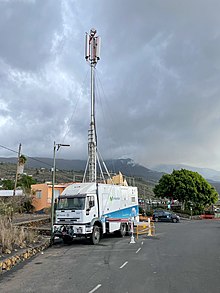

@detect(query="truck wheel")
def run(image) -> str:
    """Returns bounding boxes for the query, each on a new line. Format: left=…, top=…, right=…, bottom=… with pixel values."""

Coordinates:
left=119, top=223, right=127, bottom=237
left=90, top=225, right=100, bottom=245
left=126, top=223, right=132, bottom=236
left=50, top=237, right=54, bottom=246
left=63, top=236, right=72, bottom=245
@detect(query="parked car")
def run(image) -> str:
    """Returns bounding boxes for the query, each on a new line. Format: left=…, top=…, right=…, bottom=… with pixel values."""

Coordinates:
left=153, top=210, right=180, bottom=223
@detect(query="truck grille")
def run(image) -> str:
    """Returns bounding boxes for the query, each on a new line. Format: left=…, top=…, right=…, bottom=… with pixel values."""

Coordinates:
left=58, top=218, right=79, bottom=222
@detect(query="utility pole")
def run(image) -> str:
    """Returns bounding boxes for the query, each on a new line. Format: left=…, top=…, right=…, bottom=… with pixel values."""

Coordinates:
left=85, top=28, right=101, bottom=182
left=50, top=142, right=70, bottom=244
left=12, top=143, right=22, bottom=218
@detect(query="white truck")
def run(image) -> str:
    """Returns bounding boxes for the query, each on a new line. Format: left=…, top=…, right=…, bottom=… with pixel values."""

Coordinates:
left=54, top=182, right=139, bottom=244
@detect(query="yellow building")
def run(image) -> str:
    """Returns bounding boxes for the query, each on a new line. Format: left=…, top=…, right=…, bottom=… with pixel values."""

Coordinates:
left=31, top=182, right=71, bottom=212
left=107, top=172, right=128, bottom=186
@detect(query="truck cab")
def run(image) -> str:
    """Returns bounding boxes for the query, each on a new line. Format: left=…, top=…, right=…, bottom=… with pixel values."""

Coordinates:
left=54, top=183, right=103, bottom=244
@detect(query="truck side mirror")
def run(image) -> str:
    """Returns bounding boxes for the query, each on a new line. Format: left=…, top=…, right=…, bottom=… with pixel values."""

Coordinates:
left=89, top=201, right=94, bottom=208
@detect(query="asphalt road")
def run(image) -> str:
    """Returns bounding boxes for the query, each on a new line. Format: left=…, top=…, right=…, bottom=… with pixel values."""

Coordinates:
left=0, top=220, right=220, bottom=293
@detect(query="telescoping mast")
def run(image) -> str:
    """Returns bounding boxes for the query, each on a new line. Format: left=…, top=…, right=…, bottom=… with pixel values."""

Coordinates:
left=83, top=29, right=111, bottom=183
left=84, top=28, right=100, bottom=183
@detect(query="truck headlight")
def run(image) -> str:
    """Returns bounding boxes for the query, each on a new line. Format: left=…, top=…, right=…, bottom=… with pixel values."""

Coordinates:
left=77, top=227, right=83, bottom=233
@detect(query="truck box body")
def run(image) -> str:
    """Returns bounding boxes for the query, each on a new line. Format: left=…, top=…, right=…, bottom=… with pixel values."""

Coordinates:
left=54, top=182, right=138, bottom=243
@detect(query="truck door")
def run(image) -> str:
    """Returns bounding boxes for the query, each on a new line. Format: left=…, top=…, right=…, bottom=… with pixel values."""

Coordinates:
left=85, top=195, right=97, bottom=219
left=121, top=188, right=127, bottom=208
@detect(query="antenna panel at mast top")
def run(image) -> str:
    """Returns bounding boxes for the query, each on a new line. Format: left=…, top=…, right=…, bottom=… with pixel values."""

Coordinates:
left=85, top=28, right=101, bottom=64
left=96, top=36, right=101, bottom=60
left=85, top=33, right=90, bottom=60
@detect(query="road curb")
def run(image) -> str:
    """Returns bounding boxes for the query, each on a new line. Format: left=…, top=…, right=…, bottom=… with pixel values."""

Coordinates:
left=0, top=238, right=50, bottom=274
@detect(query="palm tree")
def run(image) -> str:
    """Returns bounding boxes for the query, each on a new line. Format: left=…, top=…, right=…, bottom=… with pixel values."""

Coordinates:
left=19, top=155, right=27, bottom=165
left=18, top=155, right=27, bottom=175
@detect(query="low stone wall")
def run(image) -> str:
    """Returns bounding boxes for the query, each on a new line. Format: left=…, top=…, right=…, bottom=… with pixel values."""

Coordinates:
left=13, top=216, right=51, bottom=235
left=0, top=238, right=50, bottom=274
left=13, top=216, right=50, bottom=227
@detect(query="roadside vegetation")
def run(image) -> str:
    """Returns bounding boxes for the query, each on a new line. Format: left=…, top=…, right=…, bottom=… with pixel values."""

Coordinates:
left=0, top=200, right=40, bottom=254
left=0, top=216, right=38, bottom=254
left=0, top=173, right=40, bottom=254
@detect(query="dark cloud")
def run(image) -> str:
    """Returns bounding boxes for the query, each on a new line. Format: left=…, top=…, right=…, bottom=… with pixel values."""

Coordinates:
left=0, top=0, right=220, bottom=170
left=0, top=0, right=62, bottom=70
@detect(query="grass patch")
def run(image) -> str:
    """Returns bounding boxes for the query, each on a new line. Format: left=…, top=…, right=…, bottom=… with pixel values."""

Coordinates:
left=0, top=216, right=40, bottom=254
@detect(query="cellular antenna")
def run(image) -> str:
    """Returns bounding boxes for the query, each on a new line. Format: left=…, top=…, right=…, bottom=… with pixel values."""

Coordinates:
left=85, top=28, right=101, bottom=64
left=84, top=29, right=101, bottom=182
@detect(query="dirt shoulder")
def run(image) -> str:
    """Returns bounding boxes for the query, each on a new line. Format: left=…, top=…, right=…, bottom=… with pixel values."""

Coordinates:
left=0, top=213, right=51, bottom=274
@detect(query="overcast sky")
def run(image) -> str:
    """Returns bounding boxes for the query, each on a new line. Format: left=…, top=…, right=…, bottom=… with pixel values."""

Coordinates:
left=0, top=0, right=220, bottom=170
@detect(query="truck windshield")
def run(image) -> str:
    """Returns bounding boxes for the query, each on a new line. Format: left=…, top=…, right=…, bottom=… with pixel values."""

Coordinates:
left=57, top=197, right=85, bottom=210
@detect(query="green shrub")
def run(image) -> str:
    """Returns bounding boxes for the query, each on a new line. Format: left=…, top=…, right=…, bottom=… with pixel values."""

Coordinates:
left=204, top=210, right=215, bottom=215
left=0, top=199, right=13, bottom=217
left=145, top=210, right=153, bottom=217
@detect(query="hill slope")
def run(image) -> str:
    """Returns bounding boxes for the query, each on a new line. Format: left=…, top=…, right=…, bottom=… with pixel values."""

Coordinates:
left=0, top=157, right=163, bottom=183
left=152, top=163, right=220, bottom=182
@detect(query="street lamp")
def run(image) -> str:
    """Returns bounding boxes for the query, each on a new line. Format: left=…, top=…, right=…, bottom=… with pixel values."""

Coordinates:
left=189, top=202, right=193, bottom=220
left=50, top=141, right=70, bottom=244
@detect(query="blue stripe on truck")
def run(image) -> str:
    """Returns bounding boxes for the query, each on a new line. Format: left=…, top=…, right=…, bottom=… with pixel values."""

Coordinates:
left=103, top=205, right=139, bottom=220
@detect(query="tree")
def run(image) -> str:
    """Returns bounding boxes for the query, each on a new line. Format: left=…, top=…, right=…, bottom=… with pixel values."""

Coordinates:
left=153, top=169, right=219, bottom=213
left=19, top=155, right=27, bottom=165
left=18, top=155, right=27, bottom=175
left=17, top=174, right=36, bottom=194
left=16, top=175, right=36, bottom=213
left=1, top=179, right=14, bottom=190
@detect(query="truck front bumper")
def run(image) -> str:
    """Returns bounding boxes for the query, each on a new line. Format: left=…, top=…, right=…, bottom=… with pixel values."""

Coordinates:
left=53, top=224, right=92, bottom=239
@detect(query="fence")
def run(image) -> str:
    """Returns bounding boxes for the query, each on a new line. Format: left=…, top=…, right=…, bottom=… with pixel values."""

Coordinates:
left=135, top=218, right=155, bottom=240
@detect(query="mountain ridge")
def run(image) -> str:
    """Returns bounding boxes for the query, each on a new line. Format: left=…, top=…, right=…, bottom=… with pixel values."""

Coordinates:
left=0, top=157, right=163, bottom=184
left=151, top=163, right=220, bottom=182
left=1, top=157, right=220, bottom=194
left=1, top=157, right=220, bottom=184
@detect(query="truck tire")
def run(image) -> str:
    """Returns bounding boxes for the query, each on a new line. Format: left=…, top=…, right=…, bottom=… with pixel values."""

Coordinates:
left=90, top=225, right=100, bottom=245
left=63, top=235, right=72, bottom=245
left=119, top=223, right=127, bottom=237
left=126, top=223, right=133, bottom=236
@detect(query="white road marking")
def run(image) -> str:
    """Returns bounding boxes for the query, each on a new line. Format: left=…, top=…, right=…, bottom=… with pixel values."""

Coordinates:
left=88, top=284, right=102, bottom=293
left=141, top=241, right=144, bottom=245
left=91, top=249, right=137, bottom=252
left=120, top=261, right=128, bottom=269
left=136, top=248, right=141, bottom=253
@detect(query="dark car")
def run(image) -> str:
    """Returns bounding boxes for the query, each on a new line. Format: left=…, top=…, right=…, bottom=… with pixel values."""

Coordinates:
left=153, top=210, right=180, bottom=223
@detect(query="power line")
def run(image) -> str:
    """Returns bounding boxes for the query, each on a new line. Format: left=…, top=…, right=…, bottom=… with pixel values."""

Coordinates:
left=0, top=144, right=84, bottom=183
left=0, top=144, right=18, bottom=155
left=0, top=144, right=52, bottom=168
left=61, top=67, right=90, bottom=143
left=95, top=71, right=137, bottom=179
